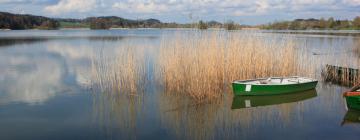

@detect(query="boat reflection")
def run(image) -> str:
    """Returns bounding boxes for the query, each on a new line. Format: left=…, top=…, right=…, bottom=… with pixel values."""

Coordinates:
left=342, top=110, right=360, bottom=125
left=231, top=89, right=317, bottom=109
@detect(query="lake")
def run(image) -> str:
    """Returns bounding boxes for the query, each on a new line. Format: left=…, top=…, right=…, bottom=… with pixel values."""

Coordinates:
left=0, top=29, right=360, bottom=140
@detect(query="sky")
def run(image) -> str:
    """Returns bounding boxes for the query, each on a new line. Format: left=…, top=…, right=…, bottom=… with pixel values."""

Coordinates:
left=0, top=0, right=359, bottom=25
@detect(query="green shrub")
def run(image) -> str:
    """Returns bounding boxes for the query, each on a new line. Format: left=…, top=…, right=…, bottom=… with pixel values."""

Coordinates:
left=198, top=20, right=208, bottom=30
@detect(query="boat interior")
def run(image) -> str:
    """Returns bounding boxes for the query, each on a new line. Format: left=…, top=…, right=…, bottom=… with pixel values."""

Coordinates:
left=234, top=77, right=316, bottom=85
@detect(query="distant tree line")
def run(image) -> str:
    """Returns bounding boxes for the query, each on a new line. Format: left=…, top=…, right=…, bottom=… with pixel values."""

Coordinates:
left=84, top=16, right=163, bottom=29
left=63, top=17, right=244, bottom=30
left=0, top=12, right=164, bottom=30
left=196, top=20, right=242, bottom=30
left=0, top=12, right=59, bottom=30
left=198, top=20, right=208, bottom=30
left=9, top=11, right=360, bottom=31
left=89, top=18, right=111, bottom=29
left=264, top=17, right=360, bottom=30
left=0, top=11, right=246, bottom=30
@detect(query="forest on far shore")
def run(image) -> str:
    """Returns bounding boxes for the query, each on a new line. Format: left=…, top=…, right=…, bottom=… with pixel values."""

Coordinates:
left=0, top=12, right=59, bottom=30
left=1, top=11, right=360, bottom=30
left=263, top=17, right=360, bottom=30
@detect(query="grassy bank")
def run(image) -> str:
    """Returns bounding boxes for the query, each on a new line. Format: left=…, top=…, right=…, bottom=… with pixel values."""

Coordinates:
left=59, top=22, right=89, bottom=28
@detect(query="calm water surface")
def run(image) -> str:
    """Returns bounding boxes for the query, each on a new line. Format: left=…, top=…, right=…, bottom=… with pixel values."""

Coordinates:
left=0, top=29, right=360, bottom=140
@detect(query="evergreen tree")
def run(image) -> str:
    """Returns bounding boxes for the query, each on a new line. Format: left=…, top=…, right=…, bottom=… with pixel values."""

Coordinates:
left=327, top=17, right=335, bottom=29
left=198, top=20, right=208, bottom=30
left=224, top=20, right=237, bottom=30
left=318, top=18, right=327, bottom=29
left=354, top=16, right=360, bottom=29
left=90, top=18, right=111, bottom=29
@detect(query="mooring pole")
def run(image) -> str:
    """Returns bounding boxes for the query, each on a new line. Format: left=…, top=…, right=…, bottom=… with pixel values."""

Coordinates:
left=348, top=82, right=360, bottom=92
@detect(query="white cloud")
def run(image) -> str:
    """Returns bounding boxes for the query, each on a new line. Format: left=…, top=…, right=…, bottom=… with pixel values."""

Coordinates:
left=234, top=10, right=252, bottom=16
left=108, top=0, right=360, bottom=19
left=0, top=0, right=30, bottom=3
left=45, top=0, right=97, bottom=14
left=292, top=0, right=335, bottom=5
left=255, top=0, right=270, bottom=14
left=0, top=0, right=22, bottom=3
left=111, top=0, right=254, bottom=15
left=0, top=0, right=57, bottom=4
left=113, top=1, right=175, bottom=14
left=1, top=0, right=359, bottom=24
left=343, top=0, right=360, bottom=5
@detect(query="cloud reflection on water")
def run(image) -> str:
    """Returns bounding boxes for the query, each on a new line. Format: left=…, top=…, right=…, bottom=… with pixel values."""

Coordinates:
left=0, top=34, right=158, bottom=105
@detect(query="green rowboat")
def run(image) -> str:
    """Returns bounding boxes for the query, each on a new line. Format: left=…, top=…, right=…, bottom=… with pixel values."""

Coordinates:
left=232, top=76, right=318, bottom=96
left=341, top=84, right=360, bottom=125
left=231, top=89, right=317, bottom=109
left=344, top=89, right=360, bottom=110
left=344, top=96, right=360, bottom=110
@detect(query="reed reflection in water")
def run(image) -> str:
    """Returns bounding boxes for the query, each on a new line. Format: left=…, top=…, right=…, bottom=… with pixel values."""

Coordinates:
left=158, top=88, right=320, bottom=140
left=89, top=43, right=149, bottom=139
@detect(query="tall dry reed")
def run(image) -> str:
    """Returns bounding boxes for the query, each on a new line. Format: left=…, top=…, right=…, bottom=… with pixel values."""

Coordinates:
left=355, top=39, right=360, bottom=57
left=90, top=46, right=147, bottom=139
left=157, top=33, right=301, bottom=102
left=90, top=46, right=147, bottom=95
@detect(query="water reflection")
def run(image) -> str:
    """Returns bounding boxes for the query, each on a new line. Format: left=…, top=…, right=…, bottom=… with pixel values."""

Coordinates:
left=92, top=92, right=143, bottom=140
left=159, top=93, right=224, bottom=140
left=231, top=90, right=318, bottom=109
left=87, top=36, right=157, bottom=41
left=0, top=31, right=158, bottom=105
left=0, top=45, right=68, bottom=105
left=87, top=37, right=159, bottom=139
left=0, top=36, right=158, bottom=47
left=0, top=30, right=360, bottom=139
left=0, top=38, right=49, bottom=47
left=342, top=110, right=360, bottom=125
left=264, top=30, right=360, bottom=37
left=158, top=89, right=319, bottom=140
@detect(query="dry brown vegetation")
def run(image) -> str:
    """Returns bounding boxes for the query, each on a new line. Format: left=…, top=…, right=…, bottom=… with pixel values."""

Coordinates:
left=86, top=32, right=360, bottom=139
left=90, top=46, right=147, bottom=95
left=90, top=46, right=146, bottom=139
left=354, top=39, right=360, bottom=58
left=89, top=32, right=359, bottom=102
left=81, top=31, right=360, bottom=140
left=157, top=33, right=305, bottom=102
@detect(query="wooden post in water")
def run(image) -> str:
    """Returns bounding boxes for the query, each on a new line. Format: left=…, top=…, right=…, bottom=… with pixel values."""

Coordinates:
left=323, top=64, right=359, bottom=86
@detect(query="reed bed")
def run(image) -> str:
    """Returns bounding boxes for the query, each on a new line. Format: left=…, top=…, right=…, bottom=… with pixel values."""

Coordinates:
left=89, top=31, right=359, bottom=102
left=90, top=46, right=147, bottom=95
left=354, top=39, right=360, bottom=57
left=90, top=46, right=147, bottom=139
left=157, top=33, right=302, bottom=102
